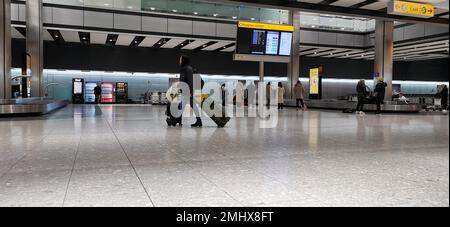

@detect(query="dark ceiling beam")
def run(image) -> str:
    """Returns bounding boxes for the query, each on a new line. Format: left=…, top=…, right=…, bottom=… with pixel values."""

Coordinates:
left=318, top=0, right=339, bottom=5
left=219, top=0, right=449, bottom=25
left=349, top=0, right=378, bottom=9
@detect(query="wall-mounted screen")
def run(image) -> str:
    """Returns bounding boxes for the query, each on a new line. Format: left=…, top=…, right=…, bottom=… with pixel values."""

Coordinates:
left=265, top=31, right=280, bottom=55
left=279, top=32, right=293, bottom=56
left=236, top=21, right=294, bottom=57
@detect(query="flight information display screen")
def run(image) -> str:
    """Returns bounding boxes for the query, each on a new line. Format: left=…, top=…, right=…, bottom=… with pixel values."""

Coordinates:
left=236, top=21, right=294, bottom=57
left=265, top=31, right=280, bottom=55
left=279, top=32, right=293, bottom=56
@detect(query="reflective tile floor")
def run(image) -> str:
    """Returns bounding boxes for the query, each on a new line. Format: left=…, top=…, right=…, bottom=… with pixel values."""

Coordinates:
left=0, top=105, right=448, bottom=207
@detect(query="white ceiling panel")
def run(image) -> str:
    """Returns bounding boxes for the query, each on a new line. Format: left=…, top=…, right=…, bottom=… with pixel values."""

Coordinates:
left=43, top=30, right=54, bottom=41
left=11, top=27, right=24, bottom=39
left=60, top=30, right=80, bottom=43
left=116, top=34, right=135, bottom=46
left=331, top=0, right=366, bottom=7
left=202, top=41, right=234, bottom=51
left=182, top=40, right=210, bottom=50
left=161, top=38, right=185, bottom=48
left=139, top=36, right=161, bottom=47
left=90, top=32, right=108, bottom=44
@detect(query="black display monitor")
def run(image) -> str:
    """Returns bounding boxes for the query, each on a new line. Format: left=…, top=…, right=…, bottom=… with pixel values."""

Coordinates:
left=236, top=21, right=294, bottom=57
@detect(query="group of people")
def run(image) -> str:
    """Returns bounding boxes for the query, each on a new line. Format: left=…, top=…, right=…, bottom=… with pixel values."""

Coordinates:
left=265, top=81, right=307, bottom=111
left=356, top=77, right=387, bottom=115
left=356, top=77, right=449, bottom=114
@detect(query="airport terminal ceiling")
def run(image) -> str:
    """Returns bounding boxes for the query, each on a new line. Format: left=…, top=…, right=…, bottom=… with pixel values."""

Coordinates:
left=7, top=0, right=450, bottom=78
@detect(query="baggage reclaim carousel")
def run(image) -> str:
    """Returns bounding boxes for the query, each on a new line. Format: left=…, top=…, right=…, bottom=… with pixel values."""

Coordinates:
left=285, top=99, right=422, bottom=113
left=0, top=98, right=69, bottom=116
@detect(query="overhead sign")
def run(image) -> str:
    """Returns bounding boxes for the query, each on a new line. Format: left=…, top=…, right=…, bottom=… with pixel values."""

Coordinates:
left=238, top=21, right=295, bottom=32
left=388, top=0, right=435, bottom=18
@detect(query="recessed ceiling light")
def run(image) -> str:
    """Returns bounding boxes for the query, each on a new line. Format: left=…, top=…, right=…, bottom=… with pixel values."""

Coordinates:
left=213, top=13, right=218, bottom=17
left=172, top=9, right=177, bottom=13
left=250, top=18, right=255, bottom=21
left=311, top=25, right=316, bottom=28
left=150, top=7, right=155, bottom=10
left=232, top=16, right=237, bottom=19
left=193, top=12, right=198, bottom=15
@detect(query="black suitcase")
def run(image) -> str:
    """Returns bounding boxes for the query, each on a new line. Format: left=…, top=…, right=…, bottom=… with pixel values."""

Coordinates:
left=166, top=103, right=183, bottom=127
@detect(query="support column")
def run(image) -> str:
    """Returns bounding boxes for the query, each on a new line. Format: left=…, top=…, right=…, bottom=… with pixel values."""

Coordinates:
left=27, top=0, right=44, bottom=97
left=1, top=0, right=12, bottom=99
left=374, top=20, right=394, bottom=101
left=287, top=10, right=301, bottom=99
left=259, top=61, right=264, bottom=83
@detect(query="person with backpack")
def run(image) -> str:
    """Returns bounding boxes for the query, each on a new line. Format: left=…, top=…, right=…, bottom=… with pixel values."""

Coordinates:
left=356, top=80, right=369, bottom=115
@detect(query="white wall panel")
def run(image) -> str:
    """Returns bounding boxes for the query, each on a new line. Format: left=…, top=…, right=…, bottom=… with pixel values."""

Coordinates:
left=52, top=8, right=83, bottom=26
left=84, top=11, right=114, bottom=29
left=168, top=19, right=193, bottom=35
left=193, top=21, right=216, bottom=37
left=142, top=16, right=168, bottom=33
left=216, top=23, right=236, bottom=38
left=114, top=14, right=141, bottom=31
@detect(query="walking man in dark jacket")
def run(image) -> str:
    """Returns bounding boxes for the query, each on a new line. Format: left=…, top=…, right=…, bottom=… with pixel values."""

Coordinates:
left=374, top=77, right=387, bottom=114
left=179, top=55, right=203, bottom=128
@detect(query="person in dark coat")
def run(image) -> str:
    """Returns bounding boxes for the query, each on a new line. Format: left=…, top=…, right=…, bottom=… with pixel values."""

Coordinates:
left=356, top=80, right=369, bottom=115
left=440, top=84, right=448, bottom=112
left=374, top=77, right=387, bottom=114
left=94, top=85, right=102, bottom=104
left=179, top=55, right=203, bottom=127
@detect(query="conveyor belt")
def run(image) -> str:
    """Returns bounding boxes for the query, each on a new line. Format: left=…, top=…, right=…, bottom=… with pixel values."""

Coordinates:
left=0, top=98, right=69, bottom=116
left=285, top=99, right=422, bottom=113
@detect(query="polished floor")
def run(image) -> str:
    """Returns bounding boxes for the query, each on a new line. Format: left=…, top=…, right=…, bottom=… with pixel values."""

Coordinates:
left=0, top=105, right=448, bottom=207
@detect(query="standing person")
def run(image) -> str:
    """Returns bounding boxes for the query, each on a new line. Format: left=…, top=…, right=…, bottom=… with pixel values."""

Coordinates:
left=179, top=55, right=202, bottom=128
left=294, top=81, right=306, bottom=111
left=94, top=84, right=102, bottom=104
left=277, top=82, right=285, bottom=110
left=440, top=84, right=448, bottom=113
left=374, top=77, right=387, bottom=115
left=266, top=82, right=272, bottom=108
left=356, top=80, right=369, bottom=115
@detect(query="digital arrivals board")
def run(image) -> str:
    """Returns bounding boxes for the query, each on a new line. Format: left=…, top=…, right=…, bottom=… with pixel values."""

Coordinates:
left=236, top=21, right=294, bottom=57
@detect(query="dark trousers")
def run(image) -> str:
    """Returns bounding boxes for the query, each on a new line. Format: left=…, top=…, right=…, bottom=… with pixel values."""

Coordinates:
left=190, top=96, right=202, bottom=119
left=95, top=94, right=101, bottom=104
left=442, top=97, right=448, bottom=110
left=356, top=99, right=365, bottom=112
left=278, top=103, right=283, bottom=109
left=296, top=99, right=305, bottom=109
left=376, top=99, right=382, bottom=114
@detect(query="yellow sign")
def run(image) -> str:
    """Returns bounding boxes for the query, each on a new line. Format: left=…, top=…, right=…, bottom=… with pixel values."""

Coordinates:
left=238, top=21, right=295, bottom=32
left=389, top=0, right=434, bottom=18
left=309, top=68, right=320, bottom=95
